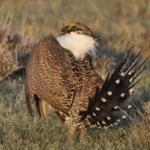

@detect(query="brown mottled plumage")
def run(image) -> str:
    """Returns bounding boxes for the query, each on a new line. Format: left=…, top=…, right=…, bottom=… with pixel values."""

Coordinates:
left=25, top=22, right=145, bottom=143
left=25, top=35, right=101, bottom=116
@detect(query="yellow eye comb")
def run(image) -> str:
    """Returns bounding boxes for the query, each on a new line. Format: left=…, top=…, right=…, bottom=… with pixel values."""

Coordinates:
left=68, top=22, right=76, bottom=30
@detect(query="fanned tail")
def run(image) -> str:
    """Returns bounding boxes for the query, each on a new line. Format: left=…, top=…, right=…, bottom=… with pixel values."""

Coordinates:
left=80, top=46, right=146, bottom=129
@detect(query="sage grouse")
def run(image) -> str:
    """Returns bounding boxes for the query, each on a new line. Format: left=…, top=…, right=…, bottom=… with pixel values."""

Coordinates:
left=25, top=22, right=145, bottom=143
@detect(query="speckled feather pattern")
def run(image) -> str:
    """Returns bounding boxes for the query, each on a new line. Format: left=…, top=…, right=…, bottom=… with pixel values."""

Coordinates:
left=25, top=35, right=145, bottom=129
left=26, top=35, right=102, bottom=125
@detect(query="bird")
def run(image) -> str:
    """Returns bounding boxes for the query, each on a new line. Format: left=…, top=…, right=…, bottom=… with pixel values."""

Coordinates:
left=25, top=22, right=145, bottom=143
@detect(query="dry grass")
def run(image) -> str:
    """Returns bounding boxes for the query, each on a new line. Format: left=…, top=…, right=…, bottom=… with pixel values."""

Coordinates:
left=130, top=102, right=150, bottom=148
left=0, top=29, right=34, bottom=82
left=0, top=0, right=150, bottom=149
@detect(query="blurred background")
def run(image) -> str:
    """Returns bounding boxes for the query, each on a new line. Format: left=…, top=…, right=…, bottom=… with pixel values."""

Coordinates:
left=0, top=0, right=150, bottom=149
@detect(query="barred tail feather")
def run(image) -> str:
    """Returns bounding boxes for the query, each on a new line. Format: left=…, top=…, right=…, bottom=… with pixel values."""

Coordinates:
left=80, top=46, right=146, bottom=129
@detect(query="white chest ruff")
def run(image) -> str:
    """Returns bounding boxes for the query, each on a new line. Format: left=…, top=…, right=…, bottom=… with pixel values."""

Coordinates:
left=56, top=32, right=97, bottom=59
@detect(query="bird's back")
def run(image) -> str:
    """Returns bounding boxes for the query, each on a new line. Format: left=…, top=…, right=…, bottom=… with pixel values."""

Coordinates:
left=26, top=35, right=99, bottom=116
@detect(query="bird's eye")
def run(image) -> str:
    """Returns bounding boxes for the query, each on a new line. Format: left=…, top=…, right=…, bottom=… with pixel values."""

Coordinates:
left=61, top=26, right=69, bottom=33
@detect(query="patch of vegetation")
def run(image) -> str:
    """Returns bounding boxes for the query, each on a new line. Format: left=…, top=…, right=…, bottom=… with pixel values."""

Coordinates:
left=0, top=0, right=150, bottom=149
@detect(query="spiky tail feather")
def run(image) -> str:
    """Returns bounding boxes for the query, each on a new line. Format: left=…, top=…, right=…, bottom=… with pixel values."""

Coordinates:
left=80, top=46, right=146, bottom=129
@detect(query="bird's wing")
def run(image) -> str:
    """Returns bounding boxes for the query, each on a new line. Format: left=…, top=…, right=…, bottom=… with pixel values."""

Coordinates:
left=31, top=35, right=82, bottom=113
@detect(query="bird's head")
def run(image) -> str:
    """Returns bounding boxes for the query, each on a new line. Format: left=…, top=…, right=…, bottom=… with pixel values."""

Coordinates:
left=57, top=22, right=105, bottom=59
left=61, top=22, right=93, bottom=37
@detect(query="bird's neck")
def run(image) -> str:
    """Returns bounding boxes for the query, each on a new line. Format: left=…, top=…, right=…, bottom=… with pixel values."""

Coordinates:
left=56, top=32, right=97, bottom=59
